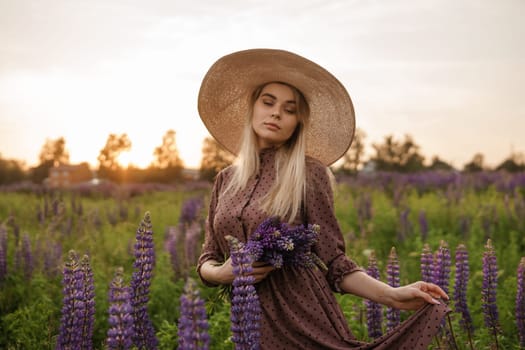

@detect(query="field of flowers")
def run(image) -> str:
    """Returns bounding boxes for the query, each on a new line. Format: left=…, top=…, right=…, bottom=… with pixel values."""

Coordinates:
left=0, top=171, right=524, bottom=349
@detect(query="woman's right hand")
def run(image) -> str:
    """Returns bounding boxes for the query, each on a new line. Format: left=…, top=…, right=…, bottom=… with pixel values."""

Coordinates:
left=200, top=258, right=274, bottom=285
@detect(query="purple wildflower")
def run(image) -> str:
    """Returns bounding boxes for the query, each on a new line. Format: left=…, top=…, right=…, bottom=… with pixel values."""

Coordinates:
left=79, top=255, right=95, bottom=350
left=179, top=197, right=203, bottom=227
left=20, top=233, right=34, bottom=280
left=244, top=217, right=325, bottom=270
left=177, top=278, right=210, bottom=350
left=433, top=240, right=451, bottom=295
left=482, top=239, right=500, bottom=347
left=386, top=247, right=400, bottom=331
left=397, top=208, right=412, bottom=242
left=107, top=267, right=134, bottom=350
left=226, top=235, right=261, bottom=350
left=43, top=241, right=63, bottom=278
left=131, top=212, right=158, bottom=350
left=166, top=225, right=184, bottom=279
left=365, top=251, right=383, bottom=339
left=517, top=257, right=525, bottom=347
left=0, top=225, right=7, bottom=281
left=418, top=210, right=428, bottom=241
left=420, top=243, right=433, bottom=283
left=56, top=250, right=95, bottom=350
left=453, top=244, right=474, bottom=336
left=184, top=221, right=203, bottom=267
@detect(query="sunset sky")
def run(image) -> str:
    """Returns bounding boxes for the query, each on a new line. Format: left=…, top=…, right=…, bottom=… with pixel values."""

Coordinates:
left=1, top=0, right=523, bottom=169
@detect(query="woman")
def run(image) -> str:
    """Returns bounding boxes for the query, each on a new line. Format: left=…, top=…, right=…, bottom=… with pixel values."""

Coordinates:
left=197, top=48, right=450, bottom=349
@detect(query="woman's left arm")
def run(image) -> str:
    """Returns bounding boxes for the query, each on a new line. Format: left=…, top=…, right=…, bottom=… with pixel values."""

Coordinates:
left=339, top=270, right=449, bottom=311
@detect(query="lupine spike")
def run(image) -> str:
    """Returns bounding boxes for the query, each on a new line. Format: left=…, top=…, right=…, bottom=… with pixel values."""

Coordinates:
left=418, top=210, right=429, bottom=241
left=421, top=243, right=433, bottom=283
left=386, top=247, right=400, bottom=330
left=131, top=212, right=158, bottom=349
left=482, top=239, right=500, bottom=348
left=57, top=250, right=95, bottom=350
left=0, top=225, right=7, bottom=281
left=365, top=251, right=383, bottom=339
left=453, top=244, right=474, bottom=335
left=517, top=257, right=525, bottom=347
left=226, top=235, right=261, bottom=350
left=79, top=255, right=95, bottom=350
left=433, top=240, right=451, bottom=295
left=177, top=278, right=210, bottom=350
left=107, top=267, right=134, bottom=350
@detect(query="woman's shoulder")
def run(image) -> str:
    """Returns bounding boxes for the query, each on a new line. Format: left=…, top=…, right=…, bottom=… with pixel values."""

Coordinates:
left=305, top=155, right=329, bottom=174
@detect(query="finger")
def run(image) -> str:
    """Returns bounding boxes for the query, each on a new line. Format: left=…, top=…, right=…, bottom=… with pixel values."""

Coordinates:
left=424, top=283, right=449, bottom=300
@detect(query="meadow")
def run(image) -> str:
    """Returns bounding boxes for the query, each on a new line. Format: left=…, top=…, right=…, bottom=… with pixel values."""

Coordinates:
left=0, top=171, right=524, bottom=349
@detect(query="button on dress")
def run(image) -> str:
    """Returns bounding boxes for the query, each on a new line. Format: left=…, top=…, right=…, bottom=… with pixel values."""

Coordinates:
left=197, top=148, right=450, bottom=349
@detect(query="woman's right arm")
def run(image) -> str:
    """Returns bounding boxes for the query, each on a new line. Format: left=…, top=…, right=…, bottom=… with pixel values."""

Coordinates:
left=200, top=258, right=275, bottom=285
left=199, top=259, right=235, bottom=285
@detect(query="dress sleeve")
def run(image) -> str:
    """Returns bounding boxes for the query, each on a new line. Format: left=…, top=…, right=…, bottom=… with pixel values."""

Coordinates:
left=196, top=171, right=225, bottom=287
left=305, top=159, right=364, bottom=293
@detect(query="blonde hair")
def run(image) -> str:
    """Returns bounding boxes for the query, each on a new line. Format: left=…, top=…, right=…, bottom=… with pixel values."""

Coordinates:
left=224, top=82, right=310, bottom=223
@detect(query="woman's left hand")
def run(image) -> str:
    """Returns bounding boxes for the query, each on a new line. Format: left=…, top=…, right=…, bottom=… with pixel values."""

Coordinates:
left=388, top=281, right=449, bottom=311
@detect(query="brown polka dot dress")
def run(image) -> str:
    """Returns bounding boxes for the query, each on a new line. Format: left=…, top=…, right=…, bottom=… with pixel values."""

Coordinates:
left=197, top=149, right=450, bottom=349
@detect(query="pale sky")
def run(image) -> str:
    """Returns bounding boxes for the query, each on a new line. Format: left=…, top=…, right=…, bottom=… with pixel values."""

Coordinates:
left=1, top=0, right=524, bottom=169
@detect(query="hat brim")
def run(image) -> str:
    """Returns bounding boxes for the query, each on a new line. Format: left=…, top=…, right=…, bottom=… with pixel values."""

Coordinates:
left=198, top=48, right=355, bottom=166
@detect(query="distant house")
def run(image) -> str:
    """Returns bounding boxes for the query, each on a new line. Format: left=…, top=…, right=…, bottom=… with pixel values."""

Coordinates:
left=46, top=163, right=94, bottom=188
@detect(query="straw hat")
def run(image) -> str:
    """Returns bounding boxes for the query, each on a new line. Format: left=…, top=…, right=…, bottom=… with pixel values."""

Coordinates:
left=197, top=48, right=355, bottom=166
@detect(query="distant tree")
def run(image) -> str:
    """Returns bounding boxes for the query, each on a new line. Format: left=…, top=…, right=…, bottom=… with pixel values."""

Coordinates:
left=149, top=129, right=184, bottom=183
left=97, top=133, right=132, bottom=182
left=427, top=156, right=455, bottom=171
left=152, top=129, right=183, bottom=168
left=31, top=137, right=70, bottom=183
left=370, top=134, right=425, bottom=172
left=0, top=155, right=26, bottom=185
left=495, top=152, right=525, bottom=172
left=463, top=153, right=485, bottom=172
left=38, top=137, right=70, bottom=165
left=341, top=128, right=366, bottom=174
left=200, top=137, right=234, bottom=181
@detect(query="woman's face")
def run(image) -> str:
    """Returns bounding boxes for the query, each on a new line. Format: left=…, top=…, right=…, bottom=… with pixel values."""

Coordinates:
left=252, top=83, right=299, bottom=150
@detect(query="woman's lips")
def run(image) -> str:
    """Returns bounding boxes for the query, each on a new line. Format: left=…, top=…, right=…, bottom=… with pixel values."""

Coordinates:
left=264, top=122, right=280, bottom=130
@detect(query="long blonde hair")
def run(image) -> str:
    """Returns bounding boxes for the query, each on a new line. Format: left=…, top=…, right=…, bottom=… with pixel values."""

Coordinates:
left=224, top=82, right=310, bottom=223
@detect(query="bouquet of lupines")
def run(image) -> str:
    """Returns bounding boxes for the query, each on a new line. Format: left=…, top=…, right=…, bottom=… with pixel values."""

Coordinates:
left=244, top=217, right=327, bottom=271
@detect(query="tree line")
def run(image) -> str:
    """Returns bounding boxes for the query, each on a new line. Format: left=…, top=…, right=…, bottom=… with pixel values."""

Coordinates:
left=0, top=128, right=524, bottom=186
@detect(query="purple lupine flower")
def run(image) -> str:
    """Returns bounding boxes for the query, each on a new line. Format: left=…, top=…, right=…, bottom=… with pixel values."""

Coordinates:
left=131, top=212, right=158, bottom=350
left=179, top=197, right=203, bottom=227
left=420, top=244, right=433, bottom=283
left=0, top=225, right=7, bottom=281
left=244, top=217, right=325, bottom=271
left=107, top=267, right=134, bottom=350
left=177, top=278, right=210, bottom=350
left=185, top=221, right=203, bottom=267
left=165, top=225, right=183, bottom=279
left=386, top=247, right=400, bottom=331
left=397, top=208, right=411, bottom=242
left=226, top=235, right=261, bottom=350
left=57, top=250, right=81, bottom=349
left=433, top=240, right=451, bottom=295
left=43, top=241, right=63, bottom=278
left=453, top=244, right=474, bottom=335
left=418, top=210, right=428, bottom=242
left=365, top=251, right=383, bottom=339
left=57, top=250, right=95, bottom=350
left=20, top=233, right=33, bottom=280
left=517, top=257, right=525, bottom=347
left=482, top=239, right=500, bottom=346
left=79, top=255, right=95, bottom=350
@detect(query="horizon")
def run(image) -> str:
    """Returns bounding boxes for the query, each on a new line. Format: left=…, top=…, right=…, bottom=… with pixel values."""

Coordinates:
left=1, top=0, right=524, bottom=170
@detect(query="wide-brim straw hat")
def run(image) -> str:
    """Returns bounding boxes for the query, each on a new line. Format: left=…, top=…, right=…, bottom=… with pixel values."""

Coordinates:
left=197, top=48, right=355, bottom=166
